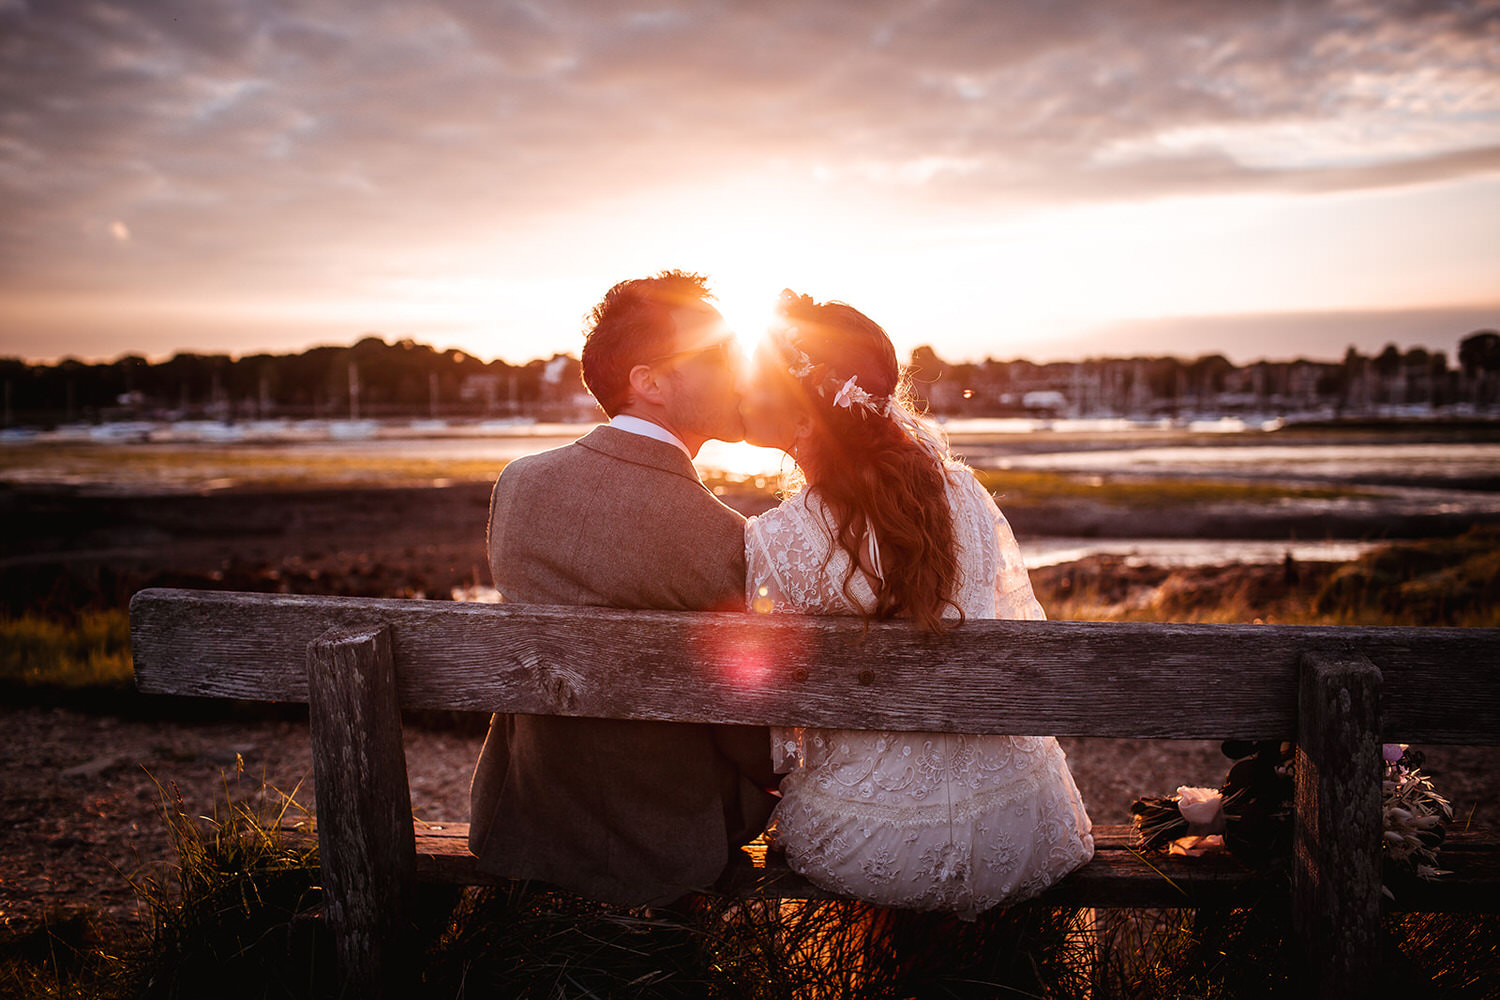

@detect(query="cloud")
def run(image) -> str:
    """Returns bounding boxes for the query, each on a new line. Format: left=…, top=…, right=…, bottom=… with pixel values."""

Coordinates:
left=0, top=0, right=1497, bottom=357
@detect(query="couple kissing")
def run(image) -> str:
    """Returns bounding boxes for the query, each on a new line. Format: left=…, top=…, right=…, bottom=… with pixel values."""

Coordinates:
left=468, top=270, right=1093, bottom=920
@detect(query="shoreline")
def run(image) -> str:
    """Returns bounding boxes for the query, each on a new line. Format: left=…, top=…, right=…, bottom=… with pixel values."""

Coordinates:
left=4, top=479, right=1495, bottom=622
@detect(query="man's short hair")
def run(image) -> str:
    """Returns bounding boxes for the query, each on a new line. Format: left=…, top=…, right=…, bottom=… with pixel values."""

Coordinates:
left=580, top=270, right=715, bottom=416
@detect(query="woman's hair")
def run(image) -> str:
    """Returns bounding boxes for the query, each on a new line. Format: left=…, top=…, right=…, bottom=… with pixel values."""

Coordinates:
left=773, top=291, right=962, bottom=634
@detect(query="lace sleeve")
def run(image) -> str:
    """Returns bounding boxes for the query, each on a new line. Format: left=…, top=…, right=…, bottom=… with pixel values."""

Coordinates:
left=944, top=465, right=1046, bottom=622
left=745, top=513, right=800, bottom=615
left=744, top=495, right=852, bottom=617
left=990, top=499, right=1047, bottom=622
left=746, top=504, right=842, bottom=773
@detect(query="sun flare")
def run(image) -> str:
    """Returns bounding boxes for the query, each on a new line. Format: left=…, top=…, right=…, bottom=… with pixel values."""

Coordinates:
left=712, top=283, right=783, bottom=361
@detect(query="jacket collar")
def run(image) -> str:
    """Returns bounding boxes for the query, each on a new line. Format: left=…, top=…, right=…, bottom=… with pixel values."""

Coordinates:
left=575, top=425, right=706, bottom=486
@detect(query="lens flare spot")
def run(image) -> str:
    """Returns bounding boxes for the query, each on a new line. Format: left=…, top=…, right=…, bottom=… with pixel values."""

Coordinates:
left=727, top=647, right=770, bottom=687
left=752, top=584, right=775, bottom=615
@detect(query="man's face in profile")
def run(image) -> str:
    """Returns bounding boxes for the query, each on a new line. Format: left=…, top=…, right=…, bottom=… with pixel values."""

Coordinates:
left=657, top=304, right=745, bottom=443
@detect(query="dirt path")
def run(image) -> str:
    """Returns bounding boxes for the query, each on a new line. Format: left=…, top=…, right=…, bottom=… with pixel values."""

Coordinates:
left=0, top=704, right=476, bottom=937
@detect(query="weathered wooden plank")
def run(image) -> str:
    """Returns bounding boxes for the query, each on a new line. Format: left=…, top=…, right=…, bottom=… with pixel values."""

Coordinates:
left=722, top=829, right=1279, bottom=909
left=1293, top=651, right=1383, bottom=999
left=130, top=589, right=1500, bottom=742
left=282, top=822, right=1496, bottom=912
left=306, top=625, right=417, bottom=999
left=397, top=824, right=1277, bottom=909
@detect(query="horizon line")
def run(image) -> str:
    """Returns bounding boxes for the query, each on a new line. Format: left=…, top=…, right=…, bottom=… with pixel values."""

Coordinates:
left=6, top=302, right=1498, bottom=371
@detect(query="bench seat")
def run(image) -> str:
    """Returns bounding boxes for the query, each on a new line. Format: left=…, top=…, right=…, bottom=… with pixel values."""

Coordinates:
left=279, top=820, right=1500, bottom=913
left=131, top=590, right=1500, bottom=998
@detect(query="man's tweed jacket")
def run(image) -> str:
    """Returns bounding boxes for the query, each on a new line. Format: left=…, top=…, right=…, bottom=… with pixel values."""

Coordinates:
left=468, top=425, right=775, bottom=905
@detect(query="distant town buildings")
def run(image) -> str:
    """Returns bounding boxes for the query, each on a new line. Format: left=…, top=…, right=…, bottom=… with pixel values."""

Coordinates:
left=2, top=330, right=1498, bottom=427
left=907, top=333, right=1500, bottom=421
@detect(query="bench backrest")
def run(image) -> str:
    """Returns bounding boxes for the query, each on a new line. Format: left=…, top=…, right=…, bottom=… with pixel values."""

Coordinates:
left=129, top=588, right=1500, bottom=744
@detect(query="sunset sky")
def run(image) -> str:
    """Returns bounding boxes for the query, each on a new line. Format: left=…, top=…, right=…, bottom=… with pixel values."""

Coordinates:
left=2, top=0, right=1497, bottom=367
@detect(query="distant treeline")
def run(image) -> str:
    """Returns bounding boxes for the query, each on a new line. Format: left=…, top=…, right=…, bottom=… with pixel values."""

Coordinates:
left=3, top=329, right=1499, bottom=425
left=0, top=336, right=588, bottom=425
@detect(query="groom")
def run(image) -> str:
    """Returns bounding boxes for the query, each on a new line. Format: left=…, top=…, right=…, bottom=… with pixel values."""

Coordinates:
left=468, top=269, right=777, bottom=906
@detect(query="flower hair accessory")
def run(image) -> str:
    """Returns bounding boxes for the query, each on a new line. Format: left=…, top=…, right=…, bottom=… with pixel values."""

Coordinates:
left=786, top=347, right=892, bottom=418
left=784, top=344, right=949, bottom=463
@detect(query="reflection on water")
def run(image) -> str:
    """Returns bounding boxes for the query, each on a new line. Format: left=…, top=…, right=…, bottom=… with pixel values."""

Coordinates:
left=1021, top=538, right=1381, bottom=569
left=5, top=419, right=1497, bottom=502
left=987, top=442, right=1500, bottom=484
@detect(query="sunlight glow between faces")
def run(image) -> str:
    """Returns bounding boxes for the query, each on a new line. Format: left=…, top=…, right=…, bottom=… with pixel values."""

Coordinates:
left=694, top=439, right=789, bottom=482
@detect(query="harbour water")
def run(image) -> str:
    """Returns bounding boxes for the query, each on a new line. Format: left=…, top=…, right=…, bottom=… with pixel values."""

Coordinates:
left=7, top=416, right=1497, bottom=484
left=5, top=417, right=1496, bottom=571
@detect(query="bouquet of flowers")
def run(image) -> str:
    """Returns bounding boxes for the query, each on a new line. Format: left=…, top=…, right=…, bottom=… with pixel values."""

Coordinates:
left=1380, top=743, right=1453, bottom=897
left=1129, top=740, right=1294, bottom=865
left=1130, top=741, right=1453, bottom=899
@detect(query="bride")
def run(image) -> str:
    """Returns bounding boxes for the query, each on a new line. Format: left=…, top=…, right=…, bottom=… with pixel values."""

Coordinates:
left=740, top=291, right=1094, bottom=920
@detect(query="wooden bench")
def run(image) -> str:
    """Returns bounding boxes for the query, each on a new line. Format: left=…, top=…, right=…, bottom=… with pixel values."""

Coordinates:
left=128, top=588, right=1500, bottom=998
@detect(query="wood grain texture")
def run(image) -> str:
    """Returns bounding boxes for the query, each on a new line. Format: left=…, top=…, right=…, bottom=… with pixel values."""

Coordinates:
left=1292, top=651, right=1383, bottom=999
left=275, top=822, right=1497, bottom=912
left=399, top=825, right=1272, bottom=907
left=130, top=589, right=1500, bottom=743
left=306, top=625, right=417, bottom=999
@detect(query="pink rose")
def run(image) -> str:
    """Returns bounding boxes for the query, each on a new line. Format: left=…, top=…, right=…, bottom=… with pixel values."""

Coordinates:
left=1176, top=785, right=1226, bottom=834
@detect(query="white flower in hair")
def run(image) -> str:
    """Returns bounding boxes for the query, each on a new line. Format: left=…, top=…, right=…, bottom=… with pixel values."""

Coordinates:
left=782, top=342, right=949, bottom=459
left=833, top=375, right=861, bottom=409
left=787, top=348, right=818, bottom=380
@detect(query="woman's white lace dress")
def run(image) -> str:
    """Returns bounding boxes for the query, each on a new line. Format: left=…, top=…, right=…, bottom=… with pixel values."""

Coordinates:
left=745, top=464, right=1094, bottom=920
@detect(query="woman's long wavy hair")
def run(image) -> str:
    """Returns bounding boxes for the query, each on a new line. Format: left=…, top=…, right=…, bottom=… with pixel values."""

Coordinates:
left=773, top=292, right=962, bottom=634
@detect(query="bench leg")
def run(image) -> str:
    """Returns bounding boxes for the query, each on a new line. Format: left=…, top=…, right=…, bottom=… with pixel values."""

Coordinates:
left=1294, top=650, right=1383, bottom=998
left=308, top=623, right=418, bottom=998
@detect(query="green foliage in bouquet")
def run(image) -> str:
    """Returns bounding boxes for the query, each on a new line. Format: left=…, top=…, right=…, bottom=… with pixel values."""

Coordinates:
left=1380, top=745, right=1454, bottom=901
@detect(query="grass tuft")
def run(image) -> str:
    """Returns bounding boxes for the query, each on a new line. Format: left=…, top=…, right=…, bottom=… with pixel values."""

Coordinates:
left=4, top=765, right=1496, bottom=997
left=973, top=467, right=1366, bottom=507
left=1313, top=525, right=1500, bottom=626
left=415, top=890, right=1097, bottom=999
left=0, top=907, right=132, bottom=1000
left=0, top=610, right=133, bottom=691
left=124, top=763, right=327, bottom=999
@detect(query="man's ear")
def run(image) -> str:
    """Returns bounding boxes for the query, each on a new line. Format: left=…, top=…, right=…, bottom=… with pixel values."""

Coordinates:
left=626, top=363, right=668, bottom=406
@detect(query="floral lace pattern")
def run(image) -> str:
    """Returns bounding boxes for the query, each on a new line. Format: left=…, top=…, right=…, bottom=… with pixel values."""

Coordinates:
left=746, top=464, right=1094, bottom=920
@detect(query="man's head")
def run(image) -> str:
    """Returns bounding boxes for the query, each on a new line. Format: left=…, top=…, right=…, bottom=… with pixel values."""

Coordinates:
left=580, top=269, right=744, bottom=453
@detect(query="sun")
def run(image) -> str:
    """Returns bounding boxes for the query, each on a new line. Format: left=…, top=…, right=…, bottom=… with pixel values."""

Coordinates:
left=712, top=281, right=783, bottom=362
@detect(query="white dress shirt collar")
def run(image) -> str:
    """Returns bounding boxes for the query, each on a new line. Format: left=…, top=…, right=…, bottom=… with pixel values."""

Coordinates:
left=608, top=414, right=692, bottom=459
